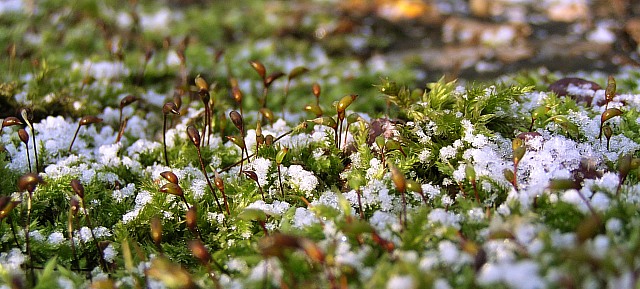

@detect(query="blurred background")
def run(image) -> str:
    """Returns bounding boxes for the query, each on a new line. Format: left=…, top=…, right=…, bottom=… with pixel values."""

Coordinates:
left=1, top=0, right=639, bottom=117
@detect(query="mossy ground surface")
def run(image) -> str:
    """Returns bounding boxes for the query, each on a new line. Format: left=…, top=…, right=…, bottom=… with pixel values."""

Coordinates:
left=2, top=1, right=640, bottom=289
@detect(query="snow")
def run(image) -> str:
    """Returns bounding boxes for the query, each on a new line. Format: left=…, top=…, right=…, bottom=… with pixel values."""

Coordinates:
left=248, top=258, right=283, bottom=285
left=112, top=183, right=136, bottom=203
left=477, top=260, right=545, bottom=289
left=285, top=165, right=318, bottom=197
left=428, top=208, right=461, bottom=229
left=103, top=243, right=118, bottom=263
left=72, top=60, right=130, bottom=81
left=47, top=231, right=66, bottom=246
left=245, top=157, right=272, bottom=187
left=140, top=9, right=173, bottom=33
left=587, top=24, right=616, bottom=44
left=291, top=207, right=318, bottom=229
left=0, top=248, right=25, bottom=270
left=386, top=275, right=415, bottom=289
left=0, top=0, right=23, bottom=14
left=246, top=200, right=291, bottom=216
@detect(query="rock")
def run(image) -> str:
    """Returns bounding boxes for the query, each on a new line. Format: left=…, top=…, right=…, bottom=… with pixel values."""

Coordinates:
left=546, top=0, right=590, bottom=22
left=548, top=77, right=602, bottom=106
left=442, top=17, right=531, bottom=47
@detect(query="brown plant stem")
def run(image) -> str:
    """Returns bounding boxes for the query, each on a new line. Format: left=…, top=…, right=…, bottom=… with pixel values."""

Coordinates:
left=201, top=107, right=208, bottom=148
left=512, top=163, right=520, bottom=191
left=29, top=127, right=39, bottom=173
left=115, top=117, right=128, bottom=143
left=7, top=216, right=20, bottom=248
left=25, top=192, right=34, bottom=285
left=277, top=164, right=285, bottom=200
left=68, top=213, right=80, bottom=271
left=196, top=147, right=228, bottom=215
left=356, top=189, right=364, bottom=219
left=25, top=144, right=32, bottom=173
left=80, top=198, right=109, bottom=272
left=163, top=115, right=170, bottom=167
left=471, top=179, right=480, bottom=204
left=69, top=123, right=82, bottom=152
left=343, top=122, right=351, bottom=151
left=180, top=195, right=191, bottom=210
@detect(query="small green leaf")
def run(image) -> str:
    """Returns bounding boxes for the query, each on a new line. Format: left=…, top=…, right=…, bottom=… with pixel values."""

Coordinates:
left=33, top=257, right=58, bottom=289
left=340, top=219, right=374, bottom=235
left=276, top=147, right=288, bottom=165
left=548, top=179, right=580, bottom=191
left=310, top=204, right=340, bottom=219
left=337, top=193, right=352, bottom=216
left=405, top=180, right=423, bottom=194
left=465, top=163, right=476, bottom=182
left=122, top=238, right=134, bottom=272
left=531, top=106, right=548, bottom=119
left=576, top=214, right=602, bottom=244
left=389, top=164, right=406, bottom=193
left=375, top=135, right=385, bottom=150
left=238, top=208, right=268, bottom=222
left=503, top=169, right=515, bottom=183
left=348, top=173, right=365, bottom=190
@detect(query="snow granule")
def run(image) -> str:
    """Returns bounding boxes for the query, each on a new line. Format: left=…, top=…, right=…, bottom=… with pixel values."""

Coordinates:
left=190, top=179, right=207, bottom=200
left=247, top=157, right=272, bottom=186
left=57, top=276, right=75, bottom=289
left=0, top=0, right=24, bottom=14
left=140, top=8, right=172, bottom=32
left=112, top=183, right=135, bottom=203
left=126, top=139, right=160, bottom=159
left=47, top=231, right=66, bottom=246
left=72, top=60, right=129, bottom=80
left=246, top=200, right=291, bottom=216
left=103, top=243, right=117, bottom=263
left=29, top=230, right=44, bottom=242
left=467, top=208, right=485, bottom=222
left=429, top=208, right=461, bottom=229
left=439, top=145, right=457, bottom=162
left=434, top=278, right=452, bottom=289
left=477, top=260, right=545, bottom=289
left=386, top=275, right=415, bottom=289
left=78, top=226, right=111, bottom=243
left=286, top=165, right=318, bottom=197
left=292, top=207, right=318, bottom=229
left=98, top=143, right=122, bottom=167
left=115, top=12, right=132, bottom=28
left=0, top=248, right=25, bottom=270
left=248, top=258, right=283, bottom=285
left=122, top=208, right=141, bottom=224
left=226, top=258, right=249, bottom=273
left=438, top=240, right=460, bottom=265
left=606, top=218, right=623, bottom=233
left=589, top=235, right=609, bottom=259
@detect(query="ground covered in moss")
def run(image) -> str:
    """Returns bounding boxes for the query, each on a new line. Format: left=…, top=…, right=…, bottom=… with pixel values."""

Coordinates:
left=2, top=1, right=640, bottom=289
